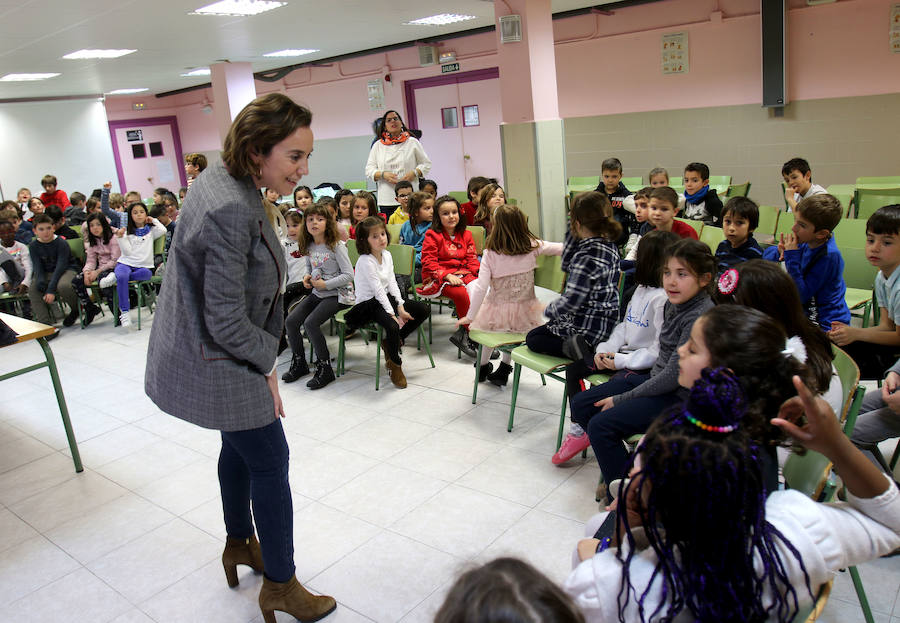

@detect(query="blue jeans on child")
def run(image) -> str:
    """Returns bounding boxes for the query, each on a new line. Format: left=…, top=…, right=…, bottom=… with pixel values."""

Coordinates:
left=114, top=263, right=152, bottom=312
left=219, top=419, right=295, bottom=583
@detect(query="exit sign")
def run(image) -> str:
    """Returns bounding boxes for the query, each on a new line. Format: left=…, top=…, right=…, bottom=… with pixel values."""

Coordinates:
left=441, top=62, right=460, bottom=74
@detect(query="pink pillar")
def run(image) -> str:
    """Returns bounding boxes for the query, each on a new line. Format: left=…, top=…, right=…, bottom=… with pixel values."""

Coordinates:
left=494, top=0, right=560, bottom=123
left=210, top=62, right=258, bottom=144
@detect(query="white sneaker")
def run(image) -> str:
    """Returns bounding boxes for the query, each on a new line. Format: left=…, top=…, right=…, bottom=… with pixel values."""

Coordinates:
left=119, top=312, right=132, bottom=328
left=99, top=273, right=117, bottom=288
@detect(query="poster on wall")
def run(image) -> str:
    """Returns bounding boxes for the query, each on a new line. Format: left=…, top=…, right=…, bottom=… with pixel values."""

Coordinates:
left=661, top=31, right=689, bottom=74
left=891, top=3, right=900, bottom=53
left=367, top=79, right=385, bottom=111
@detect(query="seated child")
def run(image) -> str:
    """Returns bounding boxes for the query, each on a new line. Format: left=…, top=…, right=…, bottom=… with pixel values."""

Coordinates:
left=17, top=188, right=31, bottom=215
left=387, top=181, right=413, bottom=225
left=27, top=197, right=45, bottom=220
left=0, top=248, right=23, bottom=293
left=526, top=191, right=621, bottom=362
left=292, top=185, right=313, bottom=212
left=45, top=205, right=79, bottom=240
left=714, top=196, right=763, bottom=274
left=38, top=174, right=70, bottom=210
left=398, top=191, right=433, bottom=289
left=65, top=192, right=87, bottom=226
left=0, top=216, right=31, bottom=295
left=71, top=213, right=120, bottom=326
left=148, top=204, right=176, bottom=262
left=646, top=186, right=698, bottom=240
left=682, top=162, right=723, bottom=226
left=783, top=157, right=826, bottom=212
left=764, top=194, right=850, bottom=331
left=0, top=204, right=33, bottom=244
left=348, top=190, right=380, bottom=239
left=316, top=196, right=349, bottom=242
left=419, top=178, right=438, bottom=198
left=851, top=357, right=900, bottom=473
left=28, top=214, right=80, bottom=328
left=473, top=183, right=505, bottom=237
left=828, top=204, right=900, bottom=379
left=648, top=167, right=669, bottom=187
left=111, top=202, right=167, bottom=328
left=85, top=197, right=102, bottom=216
left=459, top=176, right=490, bottom=226
left=621, top=186, right=652, bottom=259
left=593, top=157, right=635, bottom=245
left=100, top=183, right=128, bottom=229
left=334, top=189, right=354, bottom=229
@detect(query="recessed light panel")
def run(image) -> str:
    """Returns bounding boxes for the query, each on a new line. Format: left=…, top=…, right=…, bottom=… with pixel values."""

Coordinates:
left=181, top=68, right=212, bottom=76
left=263, top=49, right=319, bottom=57
left=404, top=13, right=477, bottom=26
left=108, top=88, right=149, bottom=95
left=0, top=73, right=60, bottom=81
left=63, top=49, right=136, bottom=59
left=190, top=0, right=286, bottom=16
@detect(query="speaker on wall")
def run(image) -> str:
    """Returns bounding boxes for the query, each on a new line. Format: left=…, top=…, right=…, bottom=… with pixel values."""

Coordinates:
left=761, top=0, right=787, bottom=107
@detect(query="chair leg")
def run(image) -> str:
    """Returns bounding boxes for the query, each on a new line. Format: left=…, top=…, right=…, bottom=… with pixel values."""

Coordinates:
left=507, top=363, right=522, bottom=433
left=848, top=566, right=875, bottom=623
left=889, top=439, right=900, bottom=471
left=374, top=325, right=382, bottom=390
left=336, top=324, right=345, bottom=376
left=472, top=343, right=482, bottom=405
left=540, top=374, right=547, bottom=386
left=418, top=326, right=435, bottom=368
left=557, top=388, right=568, bottom=451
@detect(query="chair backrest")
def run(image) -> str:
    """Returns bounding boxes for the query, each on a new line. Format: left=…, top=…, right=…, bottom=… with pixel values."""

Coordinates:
left=534, top=254, right=565, bottom=293
left=568, top=176, right=599, bottom=188
left=506, top=197, right=517, bottom=206
left=448, top=191, right=468, bottom=204
left=71, top=223, right=82, bottom=235
left=825, top=185, right=855, bottom=217
left=841, top=247, right=878, bottom=290
left=775, top=210, right=795, bottom=238
left=708, top=175, right=732, bottom=187
left=66, top=237, right=85, bottom=264
left=756, top=205, right=780, bottom=237
left=783, top=449, right=836, bottom=502
left=386, top=223, right=403, bottom=244
left=346, top=239, right=360, bottom=266
left=387, top=244, right=415, bottom=277
left=699, top=225, right=725, bottom=253
left=726, top=182, right=751, bottom=198
left=856, top=176, right=900, bottom=186
left=674, top=217, right=703, bottom=236
left=342, top=181, right=367, bottom=190
left=621, top=177, right=643, bottom=189
left=831, top=344, right=860, bottom=422
left=855, top=187, right=900, bottom=221
left=832, top=218, right=868, bottom=250
left=468, top=225, right=485, bottom=254
left=153, top=233, right=166, bottom=256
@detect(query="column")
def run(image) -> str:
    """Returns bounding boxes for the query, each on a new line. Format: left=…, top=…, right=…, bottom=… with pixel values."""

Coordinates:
left=210, top=62, right=258, bottom=145
left=495, top=0, right=567, bottom=242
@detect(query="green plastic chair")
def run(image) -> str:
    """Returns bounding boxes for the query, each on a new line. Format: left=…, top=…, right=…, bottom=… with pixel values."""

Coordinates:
left=832, top=345, right=865, bottom=430
left=111, top=234, right=167, bottom=330
left=342, top=181, right=367, bottom=190
left=506, top=198, right=517, bottom=206
left=833, top=218, right=868, bottom=249
left=469, top=225, right=485, bottom=255
left=448, top=191, right=468, bottom=204
left=726, top=182, right=751, bottom=198
left=469, top=329, right=528, bottom=405
left=775, top=210, right=795, bottom=240
left=854, top=187, right=900, bottom=221
left=568, top=175, right=599, bottom=189
left=756, top=205, right=781, bottom=242
left=346, top=240, right=360, bottom=266
left=674, top=217, right=703, bottom=237
left=855, top=176, right=900, bottom=186
left=71, top=223, right=82, bottom=236
left=334, top=244, right=434, bottom=389
left=841, top=247, right=878, bottom=328
left=621, top=177, right=643, bottom=189
left=386, top=223, right=403, bottom=244
left=708, top=175, right=732, bottom=187
left=698, top=225, right=724, bottom=253
left=66, top=238, right=85, bottom=265
left=825, top=184, right=855, bottom=217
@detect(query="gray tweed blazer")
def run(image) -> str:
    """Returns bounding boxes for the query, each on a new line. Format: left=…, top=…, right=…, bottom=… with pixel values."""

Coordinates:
left=145, top=162, right=287, bottom=431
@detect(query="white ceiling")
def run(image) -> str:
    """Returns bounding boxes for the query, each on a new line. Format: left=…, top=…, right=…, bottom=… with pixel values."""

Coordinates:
left=0, top=0, right=610, bottom=100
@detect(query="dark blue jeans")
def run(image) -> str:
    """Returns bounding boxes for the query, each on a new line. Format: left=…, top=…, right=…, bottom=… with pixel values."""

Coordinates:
left=219, top=419, right=294, bottom=582
left=571, top=371, right=680, bottom=500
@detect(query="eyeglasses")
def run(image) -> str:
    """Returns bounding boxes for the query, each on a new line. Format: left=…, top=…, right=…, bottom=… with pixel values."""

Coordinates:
left=385, top=116, right=401, bottom=122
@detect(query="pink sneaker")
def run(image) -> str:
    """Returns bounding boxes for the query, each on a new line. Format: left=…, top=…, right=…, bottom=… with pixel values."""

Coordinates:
left=552, top=433, right=591, bottom=465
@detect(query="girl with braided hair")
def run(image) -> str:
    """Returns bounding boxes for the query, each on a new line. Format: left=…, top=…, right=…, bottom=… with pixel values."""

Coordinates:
left=565, top=307, right=900, bottom=622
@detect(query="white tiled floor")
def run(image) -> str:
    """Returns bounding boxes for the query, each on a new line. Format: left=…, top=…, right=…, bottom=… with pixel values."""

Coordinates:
left=0, top=308, right=898, bottom=623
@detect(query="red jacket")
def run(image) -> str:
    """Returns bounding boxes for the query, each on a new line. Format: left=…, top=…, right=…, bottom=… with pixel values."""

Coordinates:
left=39, top=189, right=70, bottom=209
left=671, top=219, right=699, bottom=240
left=459, top=201, right=476, bottom=226
left=421, top=228, right=479, bottom=282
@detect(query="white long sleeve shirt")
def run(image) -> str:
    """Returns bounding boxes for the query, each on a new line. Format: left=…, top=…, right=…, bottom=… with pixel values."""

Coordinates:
left=594, top=285, right=667, bottom=371
left=2, top=240, right=32, bottom=287
left=115, top=221, right=167, bottom=269
left=364, top=138, right=432, bottom=206
left=353, top=250, right=403, bottom=316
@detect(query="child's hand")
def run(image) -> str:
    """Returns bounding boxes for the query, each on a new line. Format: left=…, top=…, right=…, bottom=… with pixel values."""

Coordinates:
left=16, top=284, right=27, bottom=294
left=114, top=228, right=125, bottom=238
left=595, top=352, right=617, bottom=370
left=445, top=274, right=464, bottom=286
left=883, top=370, right=900, bottom=394
left=103, top=181, right=112, bottom=189
left=784, top=185, right=794, bottom=202
left=2, top=282, right=10, bottom=292
left=776, top=234, right=786, bottom=261
left=43, top=293, right=55, bottom=304
left=771, top=375, right=843, bottom=457
left=311, top=277, right=327, bottom=290
left=455, top=315, right=471, bottom=327
left=827, top=321, right=855, bottom=346
left=594, top=396, right=616, bottom=411
left=398, top=306, right=413, bottom=322
left=783, top=231, right=799, bottom=252
left=302, top=274, right=312, bottom=289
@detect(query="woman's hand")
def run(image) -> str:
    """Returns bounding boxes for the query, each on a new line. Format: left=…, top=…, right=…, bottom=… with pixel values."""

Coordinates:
left=402, top=171, right=417, bottom=182
left=382, top=172, right=399, bottom=185
left=445, top=274, right=464, bottom=286
left=266, top=371, right=286, bottom=419
left=594, top=396, right=616, bottom=411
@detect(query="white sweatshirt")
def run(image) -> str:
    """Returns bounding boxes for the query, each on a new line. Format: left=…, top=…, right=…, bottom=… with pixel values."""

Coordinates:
left=353, top=250, right=403, bottom=316
left=594, top=285, right=667, bottom=371
left=116, top=221, right=167, bottom=269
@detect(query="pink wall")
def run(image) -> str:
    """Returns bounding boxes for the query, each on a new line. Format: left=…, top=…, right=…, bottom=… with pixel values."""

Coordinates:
left=104, top=0, right=900, bottom=149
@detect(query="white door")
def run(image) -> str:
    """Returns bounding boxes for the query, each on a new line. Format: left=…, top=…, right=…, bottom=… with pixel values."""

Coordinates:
left=113, top=123, right=182, bottom=198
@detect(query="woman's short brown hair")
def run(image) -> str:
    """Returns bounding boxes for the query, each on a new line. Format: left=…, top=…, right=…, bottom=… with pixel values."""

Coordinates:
left=222, top=93, right=312, bottom=180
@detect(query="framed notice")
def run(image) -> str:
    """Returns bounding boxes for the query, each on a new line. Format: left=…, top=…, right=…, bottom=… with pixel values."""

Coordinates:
left=367, top=79, right=385, bottom=111
left=661, top=31, right=689, bottom=74
left=891, top=4, right=900, bottom=53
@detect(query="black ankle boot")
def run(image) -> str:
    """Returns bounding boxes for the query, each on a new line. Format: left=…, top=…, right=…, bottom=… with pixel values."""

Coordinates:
left=488, top=362, right=513, bottom=387
left=83, top=304, right=101, bottom=327
left=450, top=326, right=476, bottom=358
left=478, top=363, right=493, bottom=382
left=307, top=361, right=335, bottom=390
left=281, top=354, right=309, bottom=383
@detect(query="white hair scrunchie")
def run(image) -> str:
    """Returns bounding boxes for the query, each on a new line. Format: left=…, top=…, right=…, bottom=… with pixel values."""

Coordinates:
left=781, top=335, right=808, bottom=363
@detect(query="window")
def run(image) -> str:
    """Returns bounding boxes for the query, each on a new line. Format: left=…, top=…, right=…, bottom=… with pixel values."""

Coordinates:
left=131, top=143, right=146, bottom=159
left=441, top=106, right=458, bottom=129
left=463, top=105, right=479, bottom=127
left=149, top=141, right=164, bottom=157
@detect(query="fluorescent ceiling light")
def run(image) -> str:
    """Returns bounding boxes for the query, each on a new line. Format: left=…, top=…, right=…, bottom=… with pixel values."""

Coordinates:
left=108, top=88, right=149, bottom=95
left=263, top=49, right=319, bottom=57
left=404, top=13, right=477, bottom=26
left=63, top=49, right=136, bottom=59
left=181, top=68, right=211, bottom=77
left=0, top=73, right=60, bottom=81
left=190, top=0, right=286, bottom=16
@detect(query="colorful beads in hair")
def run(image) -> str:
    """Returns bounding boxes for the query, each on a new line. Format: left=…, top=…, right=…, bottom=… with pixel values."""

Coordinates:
left=678, top=367, right=746, bottom=434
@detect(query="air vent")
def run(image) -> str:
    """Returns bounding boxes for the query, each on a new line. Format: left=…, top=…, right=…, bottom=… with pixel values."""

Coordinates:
left=418, top=45, right=437, bottom=67
left=499, top=15, right=522, bottom=43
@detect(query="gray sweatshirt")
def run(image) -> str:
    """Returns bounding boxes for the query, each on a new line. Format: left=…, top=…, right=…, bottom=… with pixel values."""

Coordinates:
left=305, top=241, right=354, bottom=304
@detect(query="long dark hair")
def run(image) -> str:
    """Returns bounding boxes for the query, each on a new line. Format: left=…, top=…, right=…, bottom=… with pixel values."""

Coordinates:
left=715, top=259, right=834, bottom=394
left=125, top=202, right=148, bottom=235
left=297, top=203, right=339, bottom=254
left=85, top=212, right=113, bottom=246
left=634, top=230, right=679, bottom=288
left=617, top=365, right=812, bottom=623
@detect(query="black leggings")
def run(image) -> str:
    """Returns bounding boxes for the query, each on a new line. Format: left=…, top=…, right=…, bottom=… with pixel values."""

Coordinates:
left=345, top=295, right=430, bottom=365
left=71, top=269, right=115, bottom=311
left=526, top=324, right=593, bottom=398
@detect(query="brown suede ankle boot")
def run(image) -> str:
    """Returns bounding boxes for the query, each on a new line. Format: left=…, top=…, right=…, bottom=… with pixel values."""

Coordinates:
left=259, top=575, right=337, bottom=623
left=385, top=359, right=407, bottom=388
left=222, top=535, right=265, bottom=588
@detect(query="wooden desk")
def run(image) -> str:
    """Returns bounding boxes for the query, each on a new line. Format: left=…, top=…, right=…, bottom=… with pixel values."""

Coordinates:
left=0, top=313, right=82, bottom=472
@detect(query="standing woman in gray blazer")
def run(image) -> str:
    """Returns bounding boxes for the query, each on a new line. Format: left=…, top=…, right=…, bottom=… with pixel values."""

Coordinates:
left=145, top=93, right=336, bottom=623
